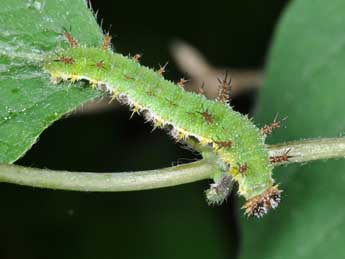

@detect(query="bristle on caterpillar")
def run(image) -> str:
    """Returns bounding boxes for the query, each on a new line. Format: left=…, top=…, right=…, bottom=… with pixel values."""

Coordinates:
left=198, top=82, right=206, bottom=96
left=213, top=140, right=232, bottom=149
left=177, top=78, right=189, bottom=87
left=54, top=56, right=75, bottom=65
left=239, top=163, right=248, bottom=174
left=261, top=113, right=287, bottom=135
left=270, top=148, right=292, bottom=164
left=216, top=71, right=231, bottom=104
left=102, top=33, right=112, bottom=50
left=132, top=54, right=142, bottom=63
left=95, top=60, right=105, bottom=69
left=157, top=62, right=168, bottom=75
left=201, top=111, right=214, bottom=124
left=243, top=185, right=282, bottom=218
left=63, top=31, right=79, bottom=48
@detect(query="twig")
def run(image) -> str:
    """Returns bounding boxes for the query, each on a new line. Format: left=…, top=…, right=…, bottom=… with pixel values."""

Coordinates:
left=170, top=40, right=263, bottom=98
left=0, top=137, right=345, bottom=191
left=268, top=137, right=345, bottom=166
left=0, top=159, right=217, bottom=191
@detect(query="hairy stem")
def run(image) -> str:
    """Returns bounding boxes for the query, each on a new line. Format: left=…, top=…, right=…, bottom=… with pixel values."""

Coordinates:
left=0, top=137, right=344, bottom=191
left=268, top=137, right=345, bottom=165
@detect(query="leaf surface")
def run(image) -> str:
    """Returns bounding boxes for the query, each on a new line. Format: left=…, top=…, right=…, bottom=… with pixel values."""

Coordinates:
left=0, top=0, right=103, bottom=163
left=241, top=1, right=345, bottom=258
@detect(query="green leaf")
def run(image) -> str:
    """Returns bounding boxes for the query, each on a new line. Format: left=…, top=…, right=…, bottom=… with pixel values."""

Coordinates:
left=241, top=0, right=345, bottom=258
left=0, top=0, right=104, bottom=163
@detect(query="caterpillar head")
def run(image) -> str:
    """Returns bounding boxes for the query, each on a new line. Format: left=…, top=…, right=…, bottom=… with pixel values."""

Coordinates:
left=243, top=185, right=282, bottom=218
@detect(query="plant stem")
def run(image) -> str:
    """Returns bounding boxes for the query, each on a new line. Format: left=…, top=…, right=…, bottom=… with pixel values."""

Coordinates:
left=268, top=137, right=345, bottom=165
left=0, top=137, right=344, bottom=191
left=0, top=159, right=217, bottom=191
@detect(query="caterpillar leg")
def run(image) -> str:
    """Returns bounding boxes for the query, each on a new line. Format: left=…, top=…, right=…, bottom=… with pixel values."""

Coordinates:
left=206, top=173, right=233, bottom=205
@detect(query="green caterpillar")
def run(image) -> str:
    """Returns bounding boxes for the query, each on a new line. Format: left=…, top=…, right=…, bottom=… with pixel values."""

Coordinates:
left=43, top=32, right=282, bottom=217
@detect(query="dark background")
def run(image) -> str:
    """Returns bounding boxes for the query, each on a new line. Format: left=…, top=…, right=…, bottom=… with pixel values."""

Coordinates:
left=2, top=1, right=288, bottom=258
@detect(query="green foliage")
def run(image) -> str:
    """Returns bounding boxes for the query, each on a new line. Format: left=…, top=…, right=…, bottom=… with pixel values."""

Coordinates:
left=0, top=0, right=103, bottom=163
left=241, top=0, right=345, bottom=258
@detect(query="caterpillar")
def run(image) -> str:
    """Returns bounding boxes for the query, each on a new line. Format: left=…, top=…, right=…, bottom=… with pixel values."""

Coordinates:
left=43, top=32, right=283, bottom=218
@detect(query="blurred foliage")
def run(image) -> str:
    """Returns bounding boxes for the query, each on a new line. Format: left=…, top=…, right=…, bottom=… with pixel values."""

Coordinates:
left=241, top=0, right=345, bottom=258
